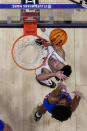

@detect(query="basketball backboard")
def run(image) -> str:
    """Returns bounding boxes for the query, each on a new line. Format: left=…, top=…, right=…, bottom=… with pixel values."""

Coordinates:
left=0, top=0, right=87, bottom=28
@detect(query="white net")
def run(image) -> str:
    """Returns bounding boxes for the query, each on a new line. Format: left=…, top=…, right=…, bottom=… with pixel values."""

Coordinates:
left=12, top=35, right=48, bottom=70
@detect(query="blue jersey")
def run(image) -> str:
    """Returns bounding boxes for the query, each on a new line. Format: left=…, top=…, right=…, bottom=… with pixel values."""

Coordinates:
left=0, top=120, right=4, bottom=131
left=43, top=91, right=72, bottom=114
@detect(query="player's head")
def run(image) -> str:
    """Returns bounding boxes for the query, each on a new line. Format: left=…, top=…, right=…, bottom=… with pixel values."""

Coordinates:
left=51, top=105, right=72, bottom=122
left=55, top=65, right=72, bottom=81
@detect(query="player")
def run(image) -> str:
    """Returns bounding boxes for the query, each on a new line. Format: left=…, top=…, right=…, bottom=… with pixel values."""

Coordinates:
left=34, top=83, right=84, bottom=122
left=35, top=28, right=72, bottom=88
left=0, top=120, right=13, bottom=131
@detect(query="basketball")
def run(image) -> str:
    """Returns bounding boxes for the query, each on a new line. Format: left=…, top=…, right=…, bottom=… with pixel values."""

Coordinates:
left=49, top=29, right=67, bottom=47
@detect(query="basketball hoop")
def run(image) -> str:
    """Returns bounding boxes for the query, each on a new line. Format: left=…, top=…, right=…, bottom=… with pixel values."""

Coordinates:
left=12, top=10, right=49, bottom=71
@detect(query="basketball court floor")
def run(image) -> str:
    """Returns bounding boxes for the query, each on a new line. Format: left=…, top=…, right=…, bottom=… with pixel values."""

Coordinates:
left=0, top=0, right=87, bottom=131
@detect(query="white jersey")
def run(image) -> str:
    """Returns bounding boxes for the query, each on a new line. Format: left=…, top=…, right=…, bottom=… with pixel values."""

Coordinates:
left=35, top=46, right=65, bottom=75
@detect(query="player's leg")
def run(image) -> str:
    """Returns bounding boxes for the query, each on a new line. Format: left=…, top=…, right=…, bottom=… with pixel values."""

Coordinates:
left=34, top=104, right=47, bottom=121
left=35, top=69, right=56, bottom=88
left=37, top=79, right=56, bottom=88
left=36, top=70, right=56, bottom=88
left=35, top=38, right=50, bottom=46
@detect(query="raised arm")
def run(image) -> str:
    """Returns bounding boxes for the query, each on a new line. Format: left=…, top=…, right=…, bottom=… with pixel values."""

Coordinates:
left=36, top=68, right=56, bottom=81
left=70, top=96, right=81, bottom=112
left=69, top=90, right=84, bottom=112
left=36, top=67, right=68, bottom=81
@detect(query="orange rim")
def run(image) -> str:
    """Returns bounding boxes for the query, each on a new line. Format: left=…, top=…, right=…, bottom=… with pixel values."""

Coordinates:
left=12, top=34, right=49, bottom=71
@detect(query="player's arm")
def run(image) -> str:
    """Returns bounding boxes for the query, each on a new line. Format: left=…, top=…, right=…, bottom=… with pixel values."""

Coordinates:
left=69, top=90, right=84, bottom=112
left=36, top=68, right=56, bottom=81
left=36, top=69, right=68, bottom=81
left=69, top=96, right=81, bottom=112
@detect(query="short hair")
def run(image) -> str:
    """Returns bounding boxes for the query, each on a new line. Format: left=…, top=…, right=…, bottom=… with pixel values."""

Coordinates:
left=55, top=65, right=72, bottom=81
left=51, top=106, right=72, bottom=122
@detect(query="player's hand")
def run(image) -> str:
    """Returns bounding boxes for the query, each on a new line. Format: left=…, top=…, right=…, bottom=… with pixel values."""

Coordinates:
left=58, top=82, right=67, bottom=92
left=40, top=28, right=46, bottom=32
left=55, top=71, right=69, bottom=81
left=72, top=90, right=85, bottom=99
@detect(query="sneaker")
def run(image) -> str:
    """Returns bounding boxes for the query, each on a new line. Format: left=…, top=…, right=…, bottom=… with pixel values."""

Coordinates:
left=37, top=80, right=56, bottom=88
left=34, top=112, right=42, bottom=122
left=49, top=81, right=56, bottom=88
